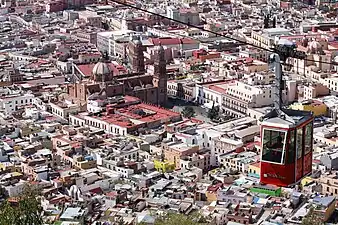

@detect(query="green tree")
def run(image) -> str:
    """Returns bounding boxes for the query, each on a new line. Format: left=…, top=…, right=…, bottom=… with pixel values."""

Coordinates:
left=0, top=185, right=43, bottom=225
left=207, top=102, right=220, bottom=121
left=181, top=106, right=196, bottom=119
left=301, top=207, right=324, bottom=225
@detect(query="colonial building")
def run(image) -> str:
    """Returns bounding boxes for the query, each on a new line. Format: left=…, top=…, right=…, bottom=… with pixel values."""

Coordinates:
left=67, top=41, right=168, bottom=107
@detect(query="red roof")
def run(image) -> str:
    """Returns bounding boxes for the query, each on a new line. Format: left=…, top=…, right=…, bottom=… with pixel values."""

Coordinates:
left=116, top=103, right=180, bottom=123
left=89, top=187, right=103, bottom=194
left=150, top=38, right=181, bottom=45
left=77, top=63, right=127, bottom=77
left=207, top=182, right=223, bottom=192
left=106, top=191, right=118, bottom=198
left=208, top=85, right=227, bottom=94
left=150, top=37, right=198, bottom=46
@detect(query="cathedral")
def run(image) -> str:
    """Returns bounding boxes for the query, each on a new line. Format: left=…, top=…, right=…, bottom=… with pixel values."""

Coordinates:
left=67, top=39, right=168, bottom=107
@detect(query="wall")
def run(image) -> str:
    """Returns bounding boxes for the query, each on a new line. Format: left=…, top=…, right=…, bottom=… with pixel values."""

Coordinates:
left=248, top=164, right=260, bottom=178
left=0, top=94, right=34, bottom=115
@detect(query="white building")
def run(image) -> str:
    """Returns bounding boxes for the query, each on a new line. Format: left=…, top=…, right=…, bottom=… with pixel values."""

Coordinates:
left=3, top=180, right=27, bottom=197
left=0, top=93, right=34, bottom=115
left=50, top=101, right=81, bottom=120
left=218, top=151, right=258, bottom=173
left=87, top=100, right=106, bottom=113
left=196, top=81, right=228, bottom=109
left=222, top=80, right=295, bottom=117
left=69, top=113, right=130, bottom=136
left=167, top=125, right=224, bottom=151
left=212, top=136, right=243, bottom=166
left=108, top=30, right=137, bottom=57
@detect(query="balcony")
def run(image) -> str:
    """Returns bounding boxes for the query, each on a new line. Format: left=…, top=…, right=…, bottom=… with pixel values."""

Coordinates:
left=222, top=103, right=246, bottom=115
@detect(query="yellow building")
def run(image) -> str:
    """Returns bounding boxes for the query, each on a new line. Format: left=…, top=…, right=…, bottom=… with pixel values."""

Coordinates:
left=154, top=160, right=175, bottom=173
left=301, top=176, right=314, bottom=187
left=0, top=162, right=21, bottom=173
left=205, top=183, right=223, bottom=203
left=74, top=155, right=97, bottom=170
left=20, top=125, right=41, bottom=137
left=248, top=162, right=260, bottom=179
left=289, top=100, right=327, bottom=116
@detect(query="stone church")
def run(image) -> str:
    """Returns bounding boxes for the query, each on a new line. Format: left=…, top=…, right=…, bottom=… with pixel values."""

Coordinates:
left=66, top=39, right=168, bottom=106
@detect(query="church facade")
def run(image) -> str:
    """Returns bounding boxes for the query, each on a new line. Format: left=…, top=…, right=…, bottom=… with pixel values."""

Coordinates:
left=67, top=39, right=168, bottom=107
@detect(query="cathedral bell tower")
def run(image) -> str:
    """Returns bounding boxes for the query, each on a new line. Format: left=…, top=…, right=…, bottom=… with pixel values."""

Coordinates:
left=153, top=44, right=167, bottom=106
left=129, top=38, right=145, bottom=73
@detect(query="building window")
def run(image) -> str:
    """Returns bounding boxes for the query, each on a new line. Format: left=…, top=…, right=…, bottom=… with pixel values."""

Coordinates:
left=304, top=122, right=313, bottom=155
left=287, top=130, right=295, bottom=164
left=296, top=127, right=303, bottom=159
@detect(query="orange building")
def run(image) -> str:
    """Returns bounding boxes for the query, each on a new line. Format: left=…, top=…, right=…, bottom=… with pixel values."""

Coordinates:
left=193, top=49, right=221, bottom=62
left=163, top=140, right=199, bottom=169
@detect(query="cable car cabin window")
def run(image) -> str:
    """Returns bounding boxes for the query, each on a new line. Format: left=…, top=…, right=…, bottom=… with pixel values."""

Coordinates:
left=262, top=129, right=286, bottom=164
left=304, top=123, right=313, bottom=155
left=287, top=130, right=295, bottom=164
left=297, top=127, right=303, bottom=159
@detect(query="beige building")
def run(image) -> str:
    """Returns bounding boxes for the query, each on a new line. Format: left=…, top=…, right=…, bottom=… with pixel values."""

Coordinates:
left=73, top=155, right=97, bottom=170
left=319, top=174, right=338, bottom=195
left=289, top=39, right=332, bottom=76
left=212, top=136, right=243, bottom=166
left=50, top=101, right=81, bottom=120
left=162, top=139, right=199, bottom=169
left=180, top=152, right=211, bottom=171
left=251, top=28, right=292, bottom=49
left=167, top=80, right=196, bottom=102
left=301, top=83, right=330, bottom=100
left=78, top=11, right=102, bottom=28
left=218, top=151, right=258, bottom=173
left=242, top=60, right=268, bottom=73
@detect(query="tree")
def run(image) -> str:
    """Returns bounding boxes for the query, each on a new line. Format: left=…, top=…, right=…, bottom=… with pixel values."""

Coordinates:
left=0, top=185, right=43, bottom=225
left=181, top=106, right=196, bottom=119
left=301, top=207, right=324, bottom=225
left=207, top=102, right=220, bottom=121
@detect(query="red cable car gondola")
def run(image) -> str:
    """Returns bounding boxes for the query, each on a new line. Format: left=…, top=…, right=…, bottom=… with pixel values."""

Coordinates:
left=260, top=109, right=313, bottom=187
left=260, top=49, right=313, bottom=187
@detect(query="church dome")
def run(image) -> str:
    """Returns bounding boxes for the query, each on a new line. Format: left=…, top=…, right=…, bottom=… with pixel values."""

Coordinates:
left=92, top=62, right=111, bottom=76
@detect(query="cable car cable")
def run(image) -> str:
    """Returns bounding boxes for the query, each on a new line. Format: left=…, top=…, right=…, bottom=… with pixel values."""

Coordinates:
left=110, top=0, right=338, bottom=67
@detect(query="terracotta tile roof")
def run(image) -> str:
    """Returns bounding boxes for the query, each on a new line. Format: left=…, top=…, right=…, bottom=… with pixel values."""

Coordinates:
left=150, top=38, right=181, bottom=46
left=150, top=37, right=198, bottom=46
left=77, top=63, right=127, bottom=77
